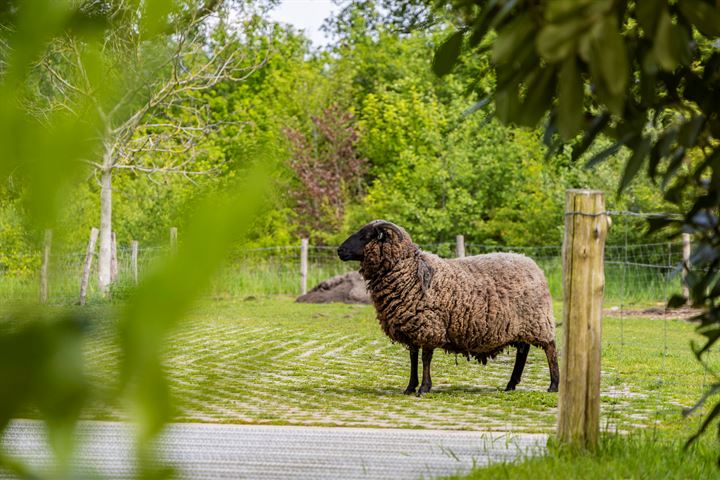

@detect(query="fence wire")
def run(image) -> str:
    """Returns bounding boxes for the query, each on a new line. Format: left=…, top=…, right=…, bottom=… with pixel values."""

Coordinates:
left=0, top=212, right=714, bottom=435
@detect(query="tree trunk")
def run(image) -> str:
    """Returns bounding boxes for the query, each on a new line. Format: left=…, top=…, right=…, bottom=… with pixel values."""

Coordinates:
left=98, top=166, right=113, bottom=294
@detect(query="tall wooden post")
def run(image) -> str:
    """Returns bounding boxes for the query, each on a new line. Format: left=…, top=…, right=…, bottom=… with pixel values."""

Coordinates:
left=39, top=229, right=52, bottom=304
left=110, top=231, right=118, bottom=283
left=558, top=189, right=608, bottom=450
left=456, top=235, right=465, bottom=258
left=300, top=238, right=309, bottom=295
left=170, top=227, right=178, bottom=253
left=682, top=233, right=691, bottom=302
left=131, top=240, right=139, bottom=285
left=79, top=227, right=99, bottom=305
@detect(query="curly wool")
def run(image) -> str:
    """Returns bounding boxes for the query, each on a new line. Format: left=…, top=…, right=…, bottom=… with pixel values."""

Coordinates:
left=360, top=226, right=555, bottom=361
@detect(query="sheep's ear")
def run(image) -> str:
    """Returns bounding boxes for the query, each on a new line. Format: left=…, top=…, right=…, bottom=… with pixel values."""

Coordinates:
left=417, top=258, right=434, bottom=294
left=376, top=230, right=384, bottom=241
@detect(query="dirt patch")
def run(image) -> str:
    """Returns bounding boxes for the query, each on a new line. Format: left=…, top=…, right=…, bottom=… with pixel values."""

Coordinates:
left=604, top=305, right=702, bottom=320
left=296, top=271, right=370, bottom=304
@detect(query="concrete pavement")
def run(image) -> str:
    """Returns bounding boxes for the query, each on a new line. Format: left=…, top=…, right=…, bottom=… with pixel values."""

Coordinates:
left=1, top=420, right=547, bottom=479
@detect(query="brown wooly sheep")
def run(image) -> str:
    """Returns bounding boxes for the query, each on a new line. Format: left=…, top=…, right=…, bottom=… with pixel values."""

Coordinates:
left=337, top=220, right=559, bottom=396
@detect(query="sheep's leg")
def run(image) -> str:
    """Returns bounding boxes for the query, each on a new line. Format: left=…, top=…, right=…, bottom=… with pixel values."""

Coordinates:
left=404, top=347, right=419, bottom=395
left=545, top=341, right=560, bottom=392
left=505, top=342, right=530, bottom=391
left=417, top=347, right=434, bottom=397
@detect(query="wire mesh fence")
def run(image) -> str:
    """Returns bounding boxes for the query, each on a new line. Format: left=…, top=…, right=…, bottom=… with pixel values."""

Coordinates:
left=0, top=237, right=685, bottom=305
left=0, top=207, right=690, bottom=308
left=0, top=213, right=712, bottom=436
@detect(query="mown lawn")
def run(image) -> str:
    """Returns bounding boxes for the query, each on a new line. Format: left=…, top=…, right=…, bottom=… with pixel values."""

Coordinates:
left=4, top=295, right=719, bottom=477
left=56, top=296, right=716, bottom=437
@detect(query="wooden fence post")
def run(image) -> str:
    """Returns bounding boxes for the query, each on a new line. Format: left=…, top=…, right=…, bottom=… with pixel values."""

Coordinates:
left=170, top=227, right=178, bottom=253
left=131, top=240, right=139, bottom=285
left=300, top=238, right=308, bottom=295
left=39, top=229, right=52, bottom=304
left=558, top=189, right=608, bottom=450
left=682, top=233, right=691, bottom=302
left=110, top=231, right=118, bottom=283
left=79, top=227, right=99, bottom=305
left=456, top=235, right=465, bottom=258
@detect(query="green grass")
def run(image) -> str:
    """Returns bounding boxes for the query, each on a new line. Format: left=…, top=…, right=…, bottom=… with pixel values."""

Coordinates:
left=445, top=433, right=718, bottom=479
left=4, top=296, right=719, bottom=477
left=14, top=297, right=706, bottom=436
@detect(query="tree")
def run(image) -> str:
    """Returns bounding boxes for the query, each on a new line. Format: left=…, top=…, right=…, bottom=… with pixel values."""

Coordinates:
left=322, top=13, right=671, bottom=247
left=284, top=104, right=366, bottom=242
left=0, top=2, right=271, bottom=476
left=26, top=0, right=268, bottom=293
left=428, top=0, right=720, bottom=448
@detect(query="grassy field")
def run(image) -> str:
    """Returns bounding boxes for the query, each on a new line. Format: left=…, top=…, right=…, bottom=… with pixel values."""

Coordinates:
left=12, top=297, right=705, bottom=437
left=3, top=295, right=719, bottom=477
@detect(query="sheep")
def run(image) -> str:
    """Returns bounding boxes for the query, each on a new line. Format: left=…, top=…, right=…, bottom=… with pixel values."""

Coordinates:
left=337, top=220, right=559, bottom=396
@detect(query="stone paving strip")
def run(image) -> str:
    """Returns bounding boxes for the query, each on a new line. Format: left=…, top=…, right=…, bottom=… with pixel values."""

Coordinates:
left=1, top=419, right=548, bottom=479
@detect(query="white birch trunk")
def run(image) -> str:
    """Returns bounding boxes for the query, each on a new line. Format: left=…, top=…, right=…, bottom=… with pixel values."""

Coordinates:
left=98, top=165, right=113, bottom=294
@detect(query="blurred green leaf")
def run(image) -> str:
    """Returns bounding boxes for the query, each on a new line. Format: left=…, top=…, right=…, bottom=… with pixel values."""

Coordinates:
left=635, top=0, right=664, bottom=37
left=557, top=57, right=584, bottom=140
left=619, top=137, right=651, bottom=193
left=585, top=142, right=622, bottom=169
left=493, top=14, right=535, bottom=64
left=639, top=59, right=658, bottom=105
left=518, top=66, right=555, bottom=127
left=595, top=15, right=629, bottom=97
left=120, top=170, right=267, bottom=447
left=494, top=82, right=521, bottom=124
left=0, top=312, right=89, bottom=476
left=432, top=30, right=463, bottom=77
left=678, top=0, right=720, bottom=37
left=648, top=127, right=678, bottom=178
left=654, top=9, right=692, bottom=70
left=536, top=17, right=588, bottom=63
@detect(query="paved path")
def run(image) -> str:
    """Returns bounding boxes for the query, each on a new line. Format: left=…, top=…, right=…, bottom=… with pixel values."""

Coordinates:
left=1, top=420, right=547, bottom=479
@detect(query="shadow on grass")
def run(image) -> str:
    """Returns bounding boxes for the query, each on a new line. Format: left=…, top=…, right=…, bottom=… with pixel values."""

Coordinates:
left=302, top=385, right=501, bottom=396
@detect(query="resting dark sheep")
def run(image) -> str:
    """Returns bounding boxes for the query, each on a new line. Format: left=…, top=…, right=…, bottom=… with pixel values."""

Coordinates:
left=337, top=220, right=559, bottom=396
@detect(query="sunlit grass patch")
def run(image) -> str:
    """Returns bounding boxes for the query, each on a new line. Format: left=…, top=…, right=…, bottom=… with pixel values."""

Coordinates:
left=30, top=297, right=710, bottom=436
left=446, top=432, right=719, bottom=480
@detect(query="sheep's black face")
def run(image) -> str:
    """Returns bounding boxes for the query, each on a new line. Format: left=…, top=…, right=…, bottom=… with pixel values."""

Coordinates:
left=337, top=223, right=378, bottom=261
left=338, top=220, right=405, bottom=262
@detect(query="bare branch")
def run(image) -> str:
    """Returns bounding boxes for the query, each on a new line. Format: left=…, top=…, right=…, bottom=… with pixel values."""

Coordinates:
left=111, top=164, right=221, bottom=175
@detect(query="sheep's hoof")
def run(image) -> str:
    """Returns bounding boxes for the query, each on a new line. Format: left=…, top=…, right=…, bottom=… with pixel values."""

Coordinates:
left=403, top=386, right=417, bottom=395
left=416, top=385, right=431, bottom=397
left=504, top=384, right=517, bottom=392
left=547, top=384, right=558, bottom=393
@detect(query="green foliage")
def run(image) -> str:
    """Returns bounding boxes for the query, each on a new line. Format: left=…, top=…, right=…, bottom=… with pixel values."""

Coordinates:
left=429, top=0, right=720, bottom=453
left=0, top=310, right=90, bottom=478
left=0, top=1, right=270, bottom=478
left=0, top=3, right=676, bottom=256
left=0, top=192, right=38, bottom=276
left=1, top=0, right=711, bottom=473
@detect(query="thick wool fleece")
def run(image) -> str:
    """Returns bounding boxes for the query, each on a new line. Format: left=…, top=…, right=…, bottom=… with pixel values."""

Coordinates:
left=360, top=227, right=555, bottom=361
